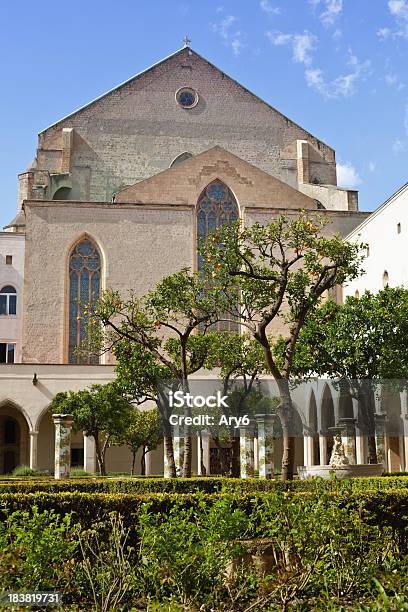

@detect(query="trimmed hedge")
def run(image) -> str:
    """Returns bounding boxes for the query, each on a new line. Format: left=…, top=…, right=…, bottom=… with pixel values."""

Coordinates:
left=1, top=475, right=408, bottom=494
left=1, top=488, right=408, bottom=542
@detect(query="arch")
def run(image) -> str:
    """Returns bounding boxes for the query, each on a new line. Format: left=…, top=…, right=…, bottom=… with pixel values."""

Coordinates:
left=170, top=152, right=193, bottom=167
left=319, top=383, right=335, bottom=463
left=68, top=236, right=101, bottom=364
left=383, top=270, right=389, bottom=287
left=197, top=180, right=239, bottom=332
left=0, top=401, right=30, bottom=473
left=52, top=186, right=71, bottom=200
left=307, top=390, right=320, bottom=465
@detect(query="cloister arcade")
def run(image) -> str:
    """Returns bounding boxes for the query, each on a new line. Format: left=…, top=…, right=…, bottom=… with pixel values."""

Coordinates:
left=1, top=369, right=407, bottom=476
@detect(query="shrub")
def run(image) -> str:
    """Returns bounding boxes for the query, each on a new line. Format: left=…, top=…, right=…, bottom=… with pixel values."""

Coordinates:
left=69, top=469, right=92, bottom=477
left=0, top=506, right=78, bottom=593
left=11, top=465, right=46, bottom=477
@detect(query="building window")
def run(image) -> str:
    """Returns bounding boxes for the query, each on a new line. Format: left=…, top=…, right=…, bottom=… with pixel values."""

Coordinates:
left=0, top=286, right=17, bottom=316
left=5, top=256, right=12, bottom=265
left=383, top=270, right=389, bottom=287
left=0, top=343, right=15, bottom=363
left=175, top=87, right=198, bottom=108
left=397, top=222, right=401, bottom=234
left=68, top=239, right=101, bottom=364
left=197, top=180, right=239, bottom=332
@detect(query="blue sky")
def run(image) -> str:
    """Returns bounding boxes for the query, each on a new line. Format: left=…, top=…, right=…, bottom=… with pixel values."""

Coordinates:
left=1, top=0, right=408, bottom=228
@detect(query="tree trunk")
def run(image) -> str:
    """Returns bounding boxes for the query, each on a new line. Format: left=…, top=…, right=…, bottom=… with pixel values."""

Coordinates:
left=182, top=435, right=192, bottom=478
left=141, top=447, right=146, bottom=476
left=131, top=451, right=136, bottom=476
left=94, top=432, right=106, bottom=476
left=277, top=381, right=296, bottom=481
left=164, top=435, right=177, bottom=478
left=230, top=437, right=240, bottom=478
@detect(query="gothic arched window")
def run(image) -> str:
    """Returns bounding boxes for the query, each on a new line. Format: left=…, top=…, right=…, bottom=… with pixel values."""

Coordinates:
left=68, top=239, right=101, bottom=364
left=197, top=180, right=239, bottom=331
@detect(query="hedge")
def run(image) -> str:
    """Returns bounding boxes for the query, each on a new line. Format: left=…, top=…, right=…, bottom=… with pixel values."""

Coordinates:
left=1, top=475, right=408, bottom=494
left=1, top=489, right=408, bottom=544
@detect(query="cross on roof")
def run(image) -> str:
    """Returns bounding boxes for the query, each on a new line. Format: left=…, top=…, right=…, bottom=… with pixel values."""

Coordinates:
left=183, top=35, right=191, bottom=47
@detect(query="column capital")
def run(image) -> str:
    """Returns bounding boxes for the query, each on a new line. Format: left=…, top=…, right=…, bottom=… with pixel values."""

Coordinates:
left=52, top=414, right=74, bottom=428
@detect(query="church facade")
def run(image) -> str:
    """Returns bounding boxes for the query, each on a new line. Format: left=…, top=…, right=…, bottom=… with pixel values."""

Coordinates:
left=1, top=46, right=381, bottom=475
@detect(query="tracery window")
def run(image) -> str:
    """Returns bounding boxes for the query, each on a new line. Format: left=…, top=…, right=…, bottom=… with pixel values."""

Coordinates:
left=68, top=239, right=101, bottom=364
left=197, top=181, right=239, bottom=332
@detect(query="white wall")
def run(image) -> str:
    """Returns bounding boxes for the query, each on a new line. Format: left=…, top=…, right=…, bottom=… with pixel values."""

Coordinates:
left=344, top=184, right=408, bottom=298
left=0, top=233, right=25, bottom=362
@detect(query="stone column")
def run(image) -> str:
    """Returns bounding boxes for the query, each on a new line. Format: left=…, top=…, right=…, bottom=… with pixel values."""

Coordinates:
left=83, top=435, right=96, bottom=474
left=29, top=431, right=38, bottom=470
left=374, top=413, right=388, bottom=470
left=52, top=414, right=74, bottom=479
left=256, top=414, right=276, bottom=479
left=338, top=418, right=357, bottom=464
left=355, top=424, right=366, bottom=465
left=197, top=430, right=211, bottom=475
left=319, top=433, right=328, bottom=466
left=240, top=422, right=255, bottom=479
left=304, top=432, right=315, bottom=466
left=173, top=427, right=184, bottom=477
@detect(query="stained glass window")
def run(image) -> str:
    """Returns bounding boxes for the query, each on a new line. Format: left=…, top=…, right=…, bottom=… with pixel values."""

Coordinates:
left=68, top=239, right=101, bottom=364
left=197, top=181, right=239, bottom=332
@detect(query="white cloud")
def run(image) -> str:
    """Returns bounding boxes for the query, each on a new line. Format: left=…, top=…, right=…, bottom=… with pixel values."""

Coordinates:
left=337, top=162, right=362, bottom=188
left=393, top=137, right=408, bottom=154
left=385, top=72, right=405, bottom=90
left=379, top=0, right=408, bottom=39
left=260, top=0, right=280, bottom=15
left=305, top=51, right=370, bottom=99
left=368, top=161, right=376, bottom=173
left=389, top=0, right=408, bottom=18
left=377, top=27, right=391, bottom=40
left=210, top=15, right=247, bottom=56
left=266, top=30, right=317, bottom=65
left=309, top=0, right=343, bottom=27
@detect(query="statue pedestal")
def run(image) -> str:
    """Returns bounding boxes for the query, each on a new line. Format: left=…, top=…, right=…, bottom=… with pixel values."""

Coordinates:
left=298, top=464, right=383, bottom=480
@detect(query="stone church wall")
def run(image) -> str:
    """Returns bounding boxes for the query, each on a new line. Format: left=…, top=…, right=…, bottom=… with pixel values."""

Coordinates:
left=22, top=202, right=194, bottom=363
left=34, top=49, right=336, bottom=203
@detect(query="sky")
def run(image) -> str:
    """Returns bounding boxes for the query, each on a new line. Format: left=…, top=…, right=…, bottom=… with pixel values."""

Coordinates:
left=1, top=0, right=408, bottom=228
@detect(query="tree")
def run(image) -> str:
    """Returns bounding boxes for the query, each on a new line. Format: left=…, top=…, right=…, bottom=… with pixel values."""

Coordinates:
left=89, top=268, right=223, bottom=477
left=285, top=286, right=408, bottom=463
left=200, top=213, right=364, bottom=480
left=204, top=332, right=268, bottom=476
left=50, top=383, right=132, bottom=475
left=118, top=408, right=162, bottom=475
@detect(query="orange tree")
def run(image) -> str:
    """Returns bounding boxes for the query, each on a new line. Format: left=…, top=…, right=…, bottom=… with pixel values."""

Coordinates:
left=200, top=213, right=364, bottom=480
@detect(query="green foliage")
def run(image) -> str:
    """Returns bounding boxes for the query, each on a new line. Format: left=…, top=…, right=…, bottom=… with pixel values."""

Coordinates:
left=0, top=506, right=78, bottom=592
left=200, top=213, right=365, bottom=480
left=0, top=489, right=407, bottom=610
left=286, top=286, right=408, bottom=379
left=50, top=382, right=132, bottom=475
left=117, top=408, right=162, bottom=474
left=11, top=465, right=46, bottom=477
left=70, top=469, right=92, bottom=477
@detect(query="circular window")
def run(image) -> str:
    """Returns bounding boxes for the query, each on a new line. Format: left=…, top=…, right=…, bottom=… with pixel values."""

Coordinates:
left=176, top=87, right=198, bottom=109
